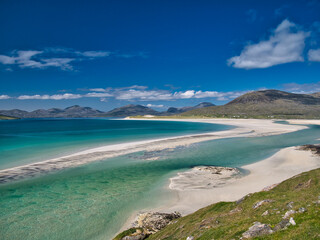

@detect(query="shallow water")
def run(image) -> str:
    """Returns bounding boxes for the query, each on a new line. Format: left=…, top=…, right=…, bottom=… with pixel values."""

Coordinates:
left=0, top=118, right=229, bottom=169
left=0, top=120, right=320, bottom=240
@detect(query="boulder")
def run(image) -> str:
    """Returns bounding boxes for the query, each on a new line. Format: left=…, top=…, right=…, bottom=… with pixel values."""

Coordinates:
left=242, top=222, right=273, bottom=239
left=122, top=234, right=146, bottom=240
left=283, top=210, right=296, bottom=219
left=134, top=211, right=181, bottom=234
left=252, top=199, right=274, bottom=209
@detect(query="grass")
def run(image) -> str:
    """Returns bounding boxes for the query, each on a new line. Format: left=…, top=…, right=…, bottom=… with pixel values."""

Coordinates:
left=180, top=101, right=320, bottom=119
left=116, top=168, right=320, bottom=240
left=0, top=114, right=17, bottom=120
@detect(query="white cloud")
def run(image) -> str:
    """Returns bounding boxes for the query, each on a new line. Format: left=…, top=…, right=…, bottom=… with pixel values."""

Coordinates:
left=308, top=49, right=320, bottom=61
left=77, top=51, right=111, bottom=57
left=282, top=82, right=320, bottom=93
left=228, top=19, right=310, bottom=69
left=85, top=92, right=113, bottom=97
left=0, top=48, right=144, bottom=71
left=146, top=104, right=165, bottom=108
left=17, top=93, right=82, bottom=100
left=89, top=88, right=108, bottom=92
left=0, top=95, right=11, bottom=99
left=10, top=86, right=249, bottom=102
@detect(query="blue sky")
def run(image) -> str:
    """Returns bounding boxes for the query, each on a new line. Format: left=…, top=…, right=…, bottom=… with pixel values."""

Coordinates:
left=0, top=0, right=320, bottom=111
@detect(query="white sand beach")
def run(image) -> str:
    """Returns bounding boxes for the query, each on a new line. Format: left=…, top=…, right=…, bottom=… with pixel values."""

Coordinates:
left=0, top=119, right=311, bottom=183
left=161, top=145, right=320, bottom=215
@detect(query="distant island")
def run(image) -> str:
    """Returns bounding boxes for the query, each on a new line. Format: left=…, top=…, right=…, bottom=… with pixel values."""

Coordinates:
left=2, top=89, right=320, bottom=119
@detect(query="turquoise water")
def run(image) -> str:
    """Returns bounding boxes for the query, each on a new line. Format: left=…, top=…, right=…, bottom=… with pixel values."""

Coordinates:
left=1, top=119, right=320, bottom=240
left=0, top=118, right=230, bottom=169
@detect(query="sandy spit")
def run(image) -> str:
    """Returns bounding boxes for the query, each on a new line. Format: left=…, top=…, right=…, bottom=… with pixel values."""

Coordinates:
left=0, top=119, right=310, bottom=183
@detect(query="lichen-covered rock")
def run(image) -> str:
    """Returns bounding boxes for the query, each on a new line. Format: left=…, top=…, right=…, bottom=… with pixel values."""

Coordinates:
left=252, top=199, right=274, bottom=209
left=122, top=233, right=146, bottom=240
left=289, top=217, right=296, bottom=226
left=286, top=201, right=294, bottom=209
left=273, top=219, right=290, bottom=231
left=134, top=211, right=181, bottom=234
left=262, top=210, right=269, bottom=216
left=283, top=210, right=296, bottom=219
left=298, top=207, right=306, bottom=213
left=242, top=222, right=273, bottom=239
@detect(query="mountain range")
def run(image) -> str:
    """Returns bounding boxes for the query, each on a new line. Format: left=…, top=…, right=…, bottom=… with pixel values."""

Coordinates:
left=181, top=90, right=320, bottom=119
left=0, top=102, right=215, bottom=118
left=2, top=90, right=320, bottom=119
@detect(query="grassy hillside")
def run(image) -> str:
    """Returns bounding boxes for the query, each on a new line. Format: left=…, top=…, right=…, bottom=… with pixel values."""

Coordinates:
left=148, top=168, right=320, bottom=240
left=115, top=167, right=320, bottom=240
left=0, top=114, right=17, bottom=120
left=179, top=90, right=320, bottom=119
left=181, top=101, right=320, bottom=119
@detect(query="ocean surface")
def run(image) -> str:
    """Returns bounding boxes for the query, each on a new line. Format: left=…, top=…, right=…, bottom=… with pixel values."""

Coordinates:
left=0, top=119, right=320, bottom=240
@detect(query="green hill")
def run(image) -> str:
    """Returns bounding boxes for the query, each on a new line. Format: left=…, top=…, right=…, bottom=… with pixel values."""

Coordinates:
left=0, top=114, right=18, bottom=120
left=116, top=165, right=320, bottom=240
left=181, top=90, right=320, bottom=119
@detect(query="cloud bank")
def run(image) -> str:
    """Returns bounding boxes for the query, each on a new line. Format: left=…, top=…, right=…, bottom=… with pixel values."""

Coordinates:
left=1, top=86, right=249, bottom=102
left=0, top=48, right=145, bottom=71
left=228, top=19, right=310, bottom=69
left=308, top=49, right=320, bottom=61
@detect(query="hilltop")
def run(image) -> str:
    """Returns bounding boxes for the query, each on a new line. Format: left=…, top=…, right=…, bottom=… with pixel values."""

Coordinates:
left=0, top=102, right=214, bottom=118
left=181, top=90, right=320, bottom=119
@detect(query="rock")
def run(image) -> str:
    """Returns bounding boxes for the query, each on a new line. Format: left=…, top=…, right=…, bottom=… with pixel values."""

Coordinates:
left=122, top=234, right=147, bottom=240
left=252, top=199, right=274, bottom=209
left=262, top=210, right=269, bottom=216
left=295, top=179, right=312, bottom=189
left=236, top=193, right=253, bottom=204
left=274, top=219, right=290, bottom=231
left=298, top=207, right=307, bottom=213
left=286, top=201, right=294, bottom=209
left=242, top=222, right=273, bottom=239
left=262, top=183, right=279, bottom=192
left=186, top=236, right=194, bottom=240
left=289, top=217, right=296, bottom=226
left=283, top=210, right=296, bottom=219
left=134, top=211, right=181, bottom=234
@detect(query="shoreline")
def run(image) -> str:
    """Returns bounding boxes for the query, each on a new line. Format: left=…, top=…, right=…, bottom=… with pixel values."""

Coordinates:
left=161, top=146, right=320, bottom=215
left=119, top=145, right=320, bottom=235
left=0, top=119, right=309, bottom=184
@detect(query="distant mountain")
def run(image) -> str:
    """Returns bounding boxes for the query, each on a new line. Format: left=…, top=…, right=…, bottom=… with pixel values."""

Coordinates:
left=181, top=90, right=320, bottom=119
left=0, top=102, right=216, bottom=119
left=100, top=104, right=160, bottom=117
left=166, top=102, right=215, bottom=115
left=309, top=92, right=320, bottom=98
left=0, top=105, right=103, bottom=118
left=227, top=90, right=320, bottom=105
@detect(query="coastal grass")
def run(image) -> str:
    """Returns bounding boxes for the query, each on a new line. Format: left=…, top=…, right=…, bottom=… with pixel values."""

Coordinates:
left=119, top=168, right=320, bottom=240
left=0, top=114, right=17, bottom=120
left=180, top=101, right=320, bottom=119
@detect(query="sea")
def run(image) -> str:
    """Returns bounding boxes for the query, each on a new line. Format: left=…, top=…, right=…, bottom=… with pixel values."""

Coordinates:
left=0, top=118, right=319, bottom=239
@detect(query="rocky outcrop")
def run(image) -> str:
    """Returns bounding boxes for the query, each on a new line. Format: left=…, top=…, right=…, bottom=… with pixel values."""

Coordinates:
left=115, top=211, right=181, bottom=240
left=133, top=212, right=181, bottom=234
left=242, top=222, right=273, bottom=239
left=252, top=199, right=274, bottom=209
left=299, top=144, right=320, bottom=156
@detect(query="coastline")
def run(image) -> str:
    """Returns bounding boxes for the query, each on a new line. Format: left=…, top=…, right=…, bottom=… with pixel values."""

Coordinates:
left=0, top=119, right=309, bottom=183
left=118, top=145, right=320, bottom=235
left=162, top=146, right=320, bottom=215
